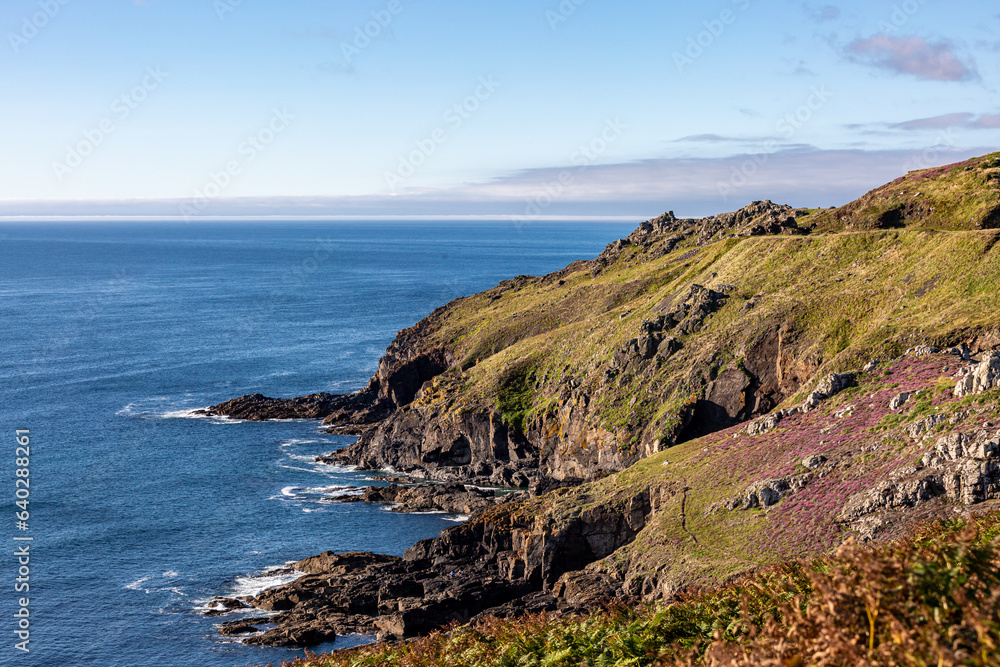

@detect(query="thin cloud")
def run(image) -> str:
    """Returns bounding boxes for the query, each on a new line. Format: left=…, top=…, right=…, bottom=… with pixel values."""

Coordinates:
left=674, top=134, right=738, bottom=142
left=889, top=112, right=1000, bottom=130
left=803, top=3, right=841, bottom=23
left=673, top=133, right=779, bottom=144
left=3, top=147, right=991, bottom=220
left=846, top=34, right=978, bottom=82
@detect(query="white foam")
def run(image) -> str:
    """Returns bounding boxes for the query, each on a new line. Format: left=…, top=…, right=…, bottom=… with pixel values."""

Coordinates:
left=315, top=462, right=359, bottom=474
left=281, top=439, right=322, bottom=447
left=280, top=486, right=299, bottom=497
left=229, top=567, right=304, bottom=598
left=162, top=571, right=179, bottom=578
left=117, top=402, right=245, bottom=424
left=125, top=576, right=151, bottom=591
left=445, top=514, right=471, bottom=522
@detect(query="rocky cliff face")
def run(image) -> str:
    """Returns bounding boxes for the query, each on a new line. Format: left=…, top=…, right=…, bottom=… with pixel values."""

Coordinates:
left=217, top=490, right=654, bottom=646
left=208, top=190, right=1000, bottom=490
left=207, top=202, right=825, bottom=487
left=203, top=157, right=1000, bottom=650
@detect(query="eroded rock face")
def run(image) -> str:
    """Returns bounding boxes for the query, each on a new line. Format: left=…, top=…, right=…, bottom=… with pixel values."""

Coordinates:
left=955, top=351, right=1000, bottom=398
left=228, top=491, right=657, bottom=647
left=323, top=407, right=541, bottom=488
left=840, top=428, right=1000, bottom=540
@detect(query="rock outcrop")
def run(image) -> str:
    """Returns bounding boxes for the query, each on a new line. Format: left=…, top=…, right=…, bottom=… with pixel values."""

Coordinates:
left=332, top=483, right=504, bottom=516
left=225, top=491, right=655, bottom=646
left=840, top=427, right=1000, bottom=540
left=955, top=351, right=1000, bottom=398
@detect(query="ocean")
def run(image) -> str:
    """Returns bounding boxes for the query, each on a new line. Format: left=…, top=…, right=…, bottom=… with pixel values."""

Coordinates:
left=0, top=220, right=634, bottom=667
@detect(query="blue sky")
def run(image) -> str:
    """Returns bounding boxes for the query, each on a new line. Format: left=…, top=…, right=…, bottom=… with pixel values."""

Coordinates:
left=1, top=0, right=998, bottom=218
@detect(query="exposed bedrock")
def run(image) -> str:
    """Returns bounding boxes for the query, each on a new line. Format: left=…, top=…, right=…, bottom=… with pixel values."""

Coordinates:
left=230, top=490, right=656, bottom=647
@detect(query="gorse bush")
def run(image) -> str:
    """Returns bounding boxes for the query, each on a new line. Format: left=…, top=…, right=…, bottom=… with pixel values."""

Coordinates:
left=276, top=512, right=1000, bottom=667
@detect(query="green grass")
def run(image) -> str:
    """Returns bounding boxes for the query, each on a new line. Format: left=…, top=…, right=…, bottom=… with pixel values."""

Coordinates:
left=403, top=221, right=1000, bottom=459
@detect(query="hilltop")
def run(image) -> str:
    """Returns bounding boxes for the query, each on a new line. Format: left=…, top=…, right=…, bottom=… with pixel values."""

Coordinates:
left=203, top=152, right=1000, bottom=659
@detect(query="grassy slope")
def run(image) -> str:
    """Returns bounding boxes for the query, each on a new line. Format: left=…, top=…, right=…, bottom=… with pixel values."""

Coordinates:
left=413, top=223, right=1000, bottom=451
left=803, top=152, right=1000, bottom=233
left=276, top=155, right=1000, bottom=665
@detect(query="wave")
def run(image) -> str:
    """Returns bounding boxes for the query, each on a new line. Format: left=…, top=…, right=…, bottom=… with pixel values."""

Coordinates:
left=275, top=484, right=361, bottom=502
left=125, top=576, right=152, bottom=591
left=116, top=401, right=245, bottom=424
left=229, top=566, right=303, bottom=598
left=280, top=439, right=323, bottom=447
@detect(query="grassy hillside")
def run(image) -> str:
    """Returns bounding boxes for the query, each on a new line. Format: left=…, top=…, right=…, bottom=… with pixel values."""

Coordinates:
left=406, top=203, right=1000, bottom=456
left=252, top=154, right=1000, bottom=665
left=803, top=152, right=1000, bottom=233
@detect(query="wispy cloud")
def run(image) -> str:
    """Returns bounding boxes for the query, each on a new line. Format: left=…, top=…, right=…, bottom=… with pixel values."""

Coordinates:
left=2, top=147, right=991, bottom=220
left=672, top=133, right=779, bottom=144
left=887, top=112, right=1000, bottom=130
left=673, top=134, right=741, bottom=143
left=803, top=3, right=841, bottom=23
left=846, top=34, right=978, bottom=82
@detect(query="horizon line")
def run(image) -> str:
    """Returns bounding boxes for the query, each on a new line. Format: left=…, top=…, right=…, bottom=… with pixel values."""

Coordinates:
left=0, top=214, right=648, bottom=223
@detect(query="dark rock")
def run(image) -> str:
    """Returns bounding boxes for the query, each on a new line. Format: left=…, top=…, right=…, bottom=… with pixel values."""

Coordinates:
left=330, top=483, right=497, bottom=515
left=218, top=621, right=262, bottom=636
left=231, top=491, right=652, bottom=646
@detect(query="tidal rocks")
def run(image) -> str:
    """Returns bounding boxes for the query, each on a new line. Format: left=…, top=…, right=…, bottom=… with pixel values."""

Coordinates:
left=331, top=483, right=502, bottom=515
left=232, top=491, right=655, bottom=647
left=198, top=392, right=346, bottom=422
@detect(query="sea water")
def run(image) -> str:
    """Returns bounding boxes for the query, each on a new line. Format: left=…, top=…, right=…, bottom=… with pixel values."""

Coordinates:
left=0, top=220, right=633, bottom=667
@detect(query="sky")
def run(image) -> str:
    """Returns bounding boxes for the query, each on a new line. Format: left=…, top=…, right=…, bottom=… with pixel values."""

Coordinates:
left=1, top=0, right=998, bottom=219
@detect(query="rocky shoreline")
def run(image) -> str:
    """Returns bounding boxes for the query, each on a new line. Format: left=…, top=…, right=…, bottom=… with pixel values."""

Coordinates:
left=200, top=192, right=1000, bottom=652
left=207, top=483, right=646, bottom=647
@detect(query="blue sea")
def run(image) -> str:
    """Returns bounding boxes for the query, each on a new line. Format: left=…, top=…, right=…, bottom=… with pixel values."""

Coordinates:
left=0, top=220, right=633, bottom=667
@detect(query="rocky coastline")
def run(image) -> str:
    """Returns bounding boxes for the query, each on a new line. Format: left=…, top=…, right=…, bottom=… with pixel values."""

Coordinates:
left=201, top=177, right=1000, bottom=651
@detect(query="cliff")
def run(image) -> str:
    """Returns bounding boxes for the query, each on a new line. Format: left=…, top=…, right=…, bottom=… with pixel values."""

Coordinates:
left=203, top=152, right=1000, bottom=652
